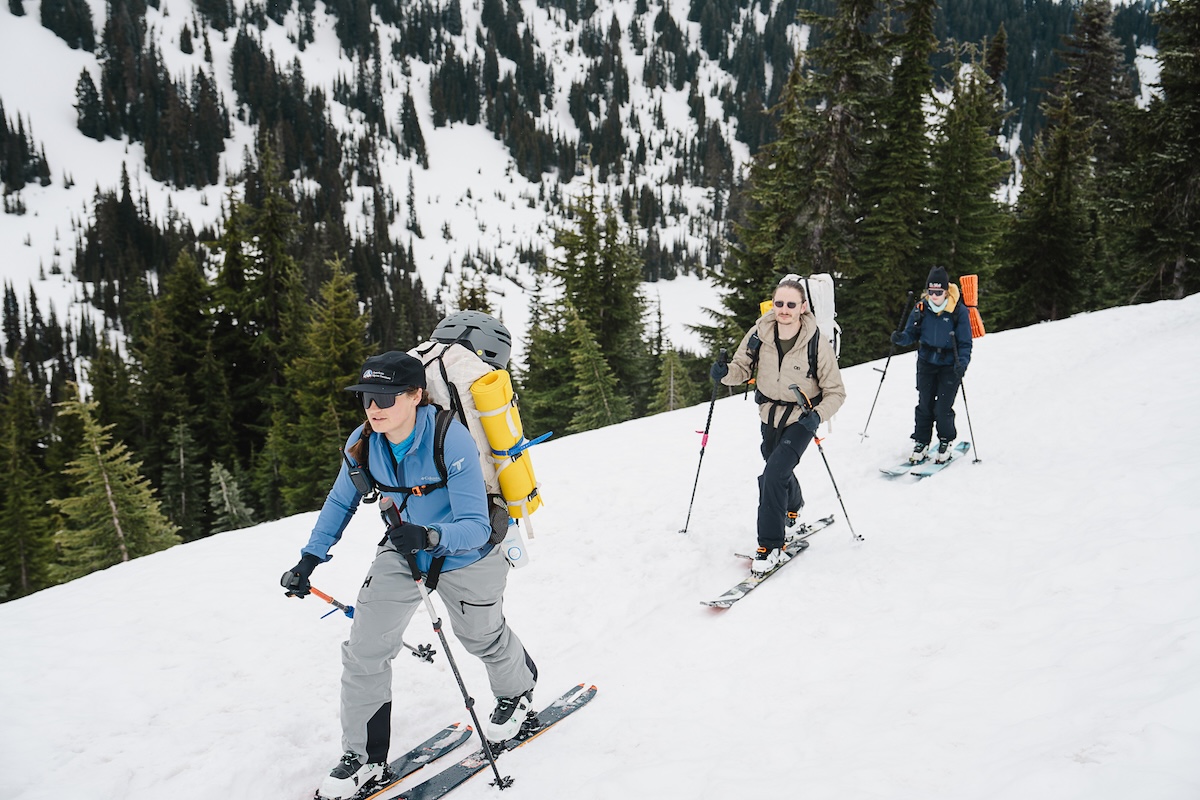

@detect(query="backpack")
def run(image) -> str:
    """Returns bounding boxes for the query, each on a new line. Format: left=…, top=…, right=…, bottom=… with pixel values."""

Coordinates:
left=342, top=341, right=520, bottom=546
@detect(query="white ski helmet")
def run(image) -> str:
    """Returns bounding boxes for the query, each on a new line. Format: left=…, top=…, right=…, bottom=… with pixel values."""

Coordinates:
left=432, top=311, right=512, bottom=369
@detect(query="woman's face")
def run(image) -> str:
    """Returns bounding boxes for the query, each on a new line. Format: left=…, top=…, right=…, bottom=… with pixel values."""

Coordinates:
left=364, top=388, right=423, bottom=441
left=773, top=286, right=807, bottom=326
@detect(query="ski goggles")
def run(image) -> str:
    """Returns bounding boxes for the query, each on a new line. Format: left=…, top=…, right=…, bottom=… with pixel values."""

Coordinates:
left=360, top=391, right=401, bottom=410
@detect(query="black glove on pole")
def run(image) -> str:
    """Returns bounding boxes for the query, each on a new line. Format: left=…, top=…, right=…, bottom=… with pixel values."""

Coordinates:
left=950, top=332, right=981, bottom=463
left=861, top=291, right=914, bottom=442
left=378, top=496, right=513, bottom=790
left=790, top=385, right=862, bottom=542
left=281, top=553, right=321, bottom=597
left=681, top=348, right=727, bottom=534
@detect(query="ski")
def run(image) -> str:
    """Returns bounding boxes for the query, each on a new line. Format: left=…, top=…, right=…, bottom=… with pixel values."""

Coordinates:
left=319, top=723, right=473, bottom=800
left=395, top=683, right=599, bottom=800
left=880, top=457, right=926, bottom=477
left=909, top=441, right=971, bottom=477
left=732, top=514, right=836, bottom=559
left=703, top=515, right=836, bottom=609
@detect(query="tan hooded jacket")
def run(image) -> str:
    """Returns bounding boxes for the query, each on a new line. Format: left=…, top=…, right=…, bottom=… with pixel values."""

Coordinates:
left=722, top=310, right=846, bottom=428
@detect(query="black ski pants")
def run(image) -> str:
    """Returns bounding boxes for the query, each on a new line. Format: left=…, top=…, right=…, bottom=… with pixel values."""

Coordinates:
left=913, top=360, right=961, bottom=445
left=757, top=421, right=811, bottom=550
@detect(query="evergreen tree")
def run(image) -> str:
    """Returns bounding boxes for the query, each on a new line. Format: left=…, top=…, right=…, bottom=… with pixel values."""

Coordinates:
left=516, top=273, right=576, bottom=436
left=74, top=70, right=106, bottom=140
left=1104, top=0, right=1199, bottom=302
left=276, top=259, right=370, bottom=516
left=209, top=462, right=255, bottom=533
left=704, top=0, right=887, bottom=356
left=50, top=387, right=180, bottom=583
left=995, top=83, right=1095, bottom=327
left=566, top=308, right=631, bottom=433
left=40, top=0, right=96, bottom=51
left=924, top=45, right=1010, bottom=282
left=551, top=178, right=648, bottom=407
left=852, top=0, right=937, bottom=363
left=648, top=347, right=702, bottom=414
left=159, top=420, right=206, bottom=541
left=0, top=352, right=55, bottom=601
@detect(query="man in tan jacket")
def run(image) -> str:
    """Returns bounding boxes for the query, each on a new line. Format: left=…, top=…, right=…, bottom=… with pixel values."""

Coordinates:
left=711, top=275, right=846, bottom=575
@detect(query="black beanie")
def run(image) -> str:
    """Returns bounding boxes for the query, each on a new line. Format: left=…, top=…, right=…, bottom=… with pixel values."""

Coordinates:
left=926, top=266, right=950, bottom=291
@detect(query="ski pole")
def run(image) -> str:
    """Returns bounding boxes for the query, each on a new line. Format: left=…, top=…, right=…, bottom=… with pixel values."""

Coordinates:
left=681, top=348, right=727, bottom=534
left=379, top=496, right=514, bottom=790
left=861, top=291, right=915, bottom=442
left=950, top=332, right=981, bottom=463
left=309, top=586, right=436, bottom=663
left=789, top=385, right=863, bottom=542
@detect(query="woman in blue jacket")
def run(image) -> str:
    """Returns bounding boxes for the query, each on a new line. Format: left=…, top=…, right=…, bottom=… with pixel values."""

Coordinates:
left=281, top=351, right=537, bottom=800
left=891, top=267, right=973, bottom=464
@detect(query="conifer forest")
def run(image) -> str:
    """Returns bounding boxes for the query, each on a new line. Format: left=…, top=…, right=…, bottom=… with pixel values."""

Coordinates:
left=0, top=0, right=1196, bottom=599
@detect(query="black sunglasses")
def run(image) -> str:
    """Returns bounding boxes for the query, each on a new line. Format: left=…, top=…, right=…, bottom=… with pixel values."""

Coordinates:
left=774, top=300, right=800, bottom=309
left=360, top=391, right=400, bottom=410
left=927, top=288, right=946, bottom=297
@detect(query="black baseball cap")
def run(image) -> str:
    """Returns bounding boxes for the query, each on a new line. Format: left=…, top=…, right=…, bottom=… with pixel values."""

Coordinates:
left=344, top=351, right=427, bottom=394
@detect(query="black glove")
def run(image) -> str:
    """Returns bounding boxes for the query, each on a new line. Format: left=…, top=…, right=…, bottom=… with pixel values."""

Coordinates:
left=281, top=553, right=321, bottom=598
left=954, top=361, right=967, bottom=378
left=799, top=409, right=821, bottom=434
left=710, top=359, right=729, bottom=382
left=388, top=522, right=432, bottom=555
left=890, top=330, right=905, bottom=346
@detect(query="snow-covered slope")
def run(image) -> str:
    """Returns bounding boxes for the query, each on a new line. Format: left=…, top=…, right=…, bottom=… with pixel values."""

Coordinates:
left=1, top=0, right=758, bottom=356
left=3, top=296, right=1199, bottom=800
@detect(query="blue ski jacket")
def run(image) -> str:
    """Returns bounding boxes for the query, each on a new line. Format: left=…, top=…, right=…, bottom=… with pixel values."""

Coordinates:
left=301, top=404, right=493, bottom=573
left=894, top=284, right=974, bottom=369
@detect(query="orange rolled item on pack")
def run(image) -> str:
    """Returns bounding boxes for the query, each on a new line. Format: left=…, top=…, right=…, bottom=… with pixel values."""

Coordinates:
left=469, top=369, right=543, bottom=518
left=959, top=274, right=986, bottom=338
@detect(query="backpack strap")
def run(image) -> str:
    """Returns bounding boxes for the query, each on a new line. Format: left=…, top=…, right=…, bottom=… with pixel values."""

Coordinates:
left=345, top=409, right=456, bottom=507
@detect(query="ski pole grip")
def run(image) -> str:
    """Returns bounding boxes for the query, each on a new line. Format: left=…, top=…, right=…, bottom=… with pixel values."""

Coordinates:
left=718, top=347, right=728, bottom=364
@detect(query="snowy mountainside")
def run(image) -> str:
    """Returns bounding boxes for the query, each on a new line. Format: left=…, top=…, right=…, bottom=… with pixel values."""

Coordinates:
left=1, top=296, right=1198, bottom=800
left=0, top=0, right=781, bottom=355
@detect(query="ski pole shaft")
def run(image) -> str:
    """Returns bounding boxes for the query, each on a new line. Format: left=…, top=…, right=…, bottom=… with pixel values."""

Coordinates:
left=309, top=585, right=435, bottom=661
left=379, top=497, right=513, bottom=790
left=789, top=385, right=863, bottom=542
left=680, top=348, right=727, bottom=534
left=949, top=332, right=981, bottom=463
left=861, top=291, right=915, bottom=442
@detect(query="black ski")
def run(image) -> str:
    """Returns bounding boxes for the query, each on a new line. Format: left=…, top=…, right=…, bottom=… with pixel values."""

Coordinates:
left=702, top=515, right=836, bottom=609
left=317, top=723, right=472, bottom=800
left=395, top=684, right=598, bottom=800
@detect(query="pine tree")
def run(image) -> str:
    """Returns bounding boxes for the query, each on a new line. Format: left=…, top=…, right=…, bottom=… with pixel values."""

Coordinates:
left=0, top=352, right=55, bottom=601
left=159, top=420, right=207, bottom=541
left=566, top=308, right=631, bottom=433
left=924, top=45, right=1010, bottom=282
left=995, top=83, right=1095, bottom=327
left=852, top=0, right=937, bottom=363
left=50, top=387, right=180, bottom=583
left=1104, top=0, right=1200, bottom=302
left=516, top=274, right=576, bottom=436
left=276, top=259, right=370, bottom=515
left=704, top=0, right=887, bottom=357
left=648, top=347, right=702, bottom=414
left=74, top=70, right=106, bottom=140
left=209, top=462, right=255, bottom=533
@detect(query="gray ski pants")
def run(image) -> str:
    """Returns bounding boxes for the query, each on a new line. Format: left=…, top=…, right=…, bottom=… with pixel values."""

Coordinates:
left=340, top=544, right=535, bottom=762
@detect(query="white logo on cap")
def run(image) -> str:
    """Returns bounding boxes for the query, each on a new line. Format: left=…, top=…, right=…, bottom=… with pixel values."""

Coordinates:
left=363, top=369, right=393, bottom=381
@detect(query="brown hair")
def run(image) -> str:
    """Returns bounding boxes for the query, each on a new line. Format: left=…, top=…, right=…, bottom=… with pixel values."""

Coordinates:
left=775, top=279, right=807, bottom=303
left=345, top=387, right=431, bottom=463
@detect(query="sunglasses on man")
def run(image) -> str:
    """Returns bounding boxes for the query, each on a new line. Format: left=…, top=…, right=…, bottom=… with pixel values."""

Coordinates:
left=927, top=288, right=946, bottom=297
left=360, top=391, right=401, bottom=410
left=773, top=300, right=803, bottom=309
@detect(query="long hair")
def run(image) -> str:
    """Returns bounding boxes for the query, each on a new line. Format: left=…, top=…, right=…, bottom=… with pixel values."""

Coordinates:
left=345, top=387, right=431, bottom=463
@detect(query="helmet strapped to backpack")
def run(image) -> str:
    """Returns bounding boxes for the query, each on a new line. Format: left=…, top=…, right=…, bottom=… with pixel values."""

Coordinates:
left=432, top=311, right=513, bottom=370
